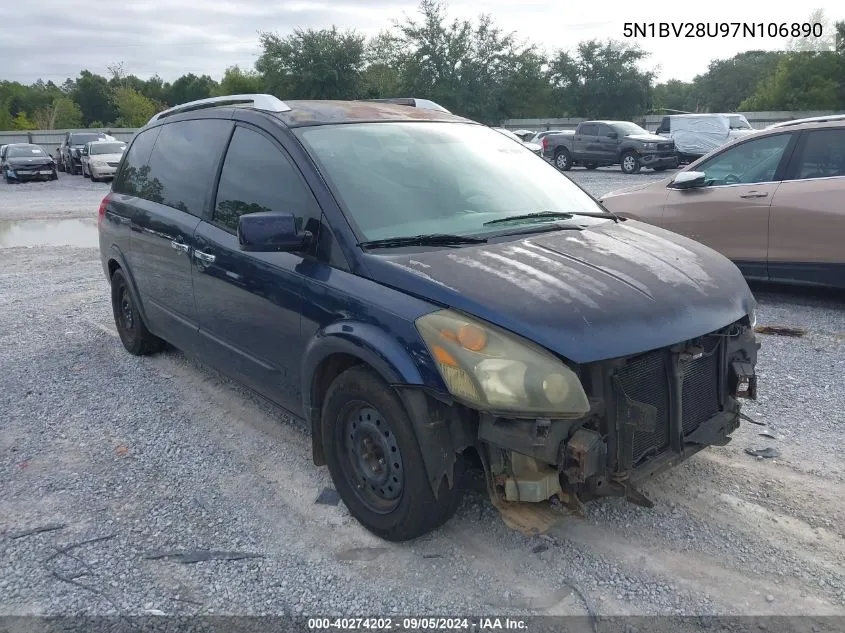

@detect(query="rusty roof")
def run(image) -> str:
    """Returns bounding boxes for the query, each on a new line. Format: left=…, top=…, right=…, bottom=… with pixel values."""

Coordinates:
left=274, top=100, right=475, bottom=127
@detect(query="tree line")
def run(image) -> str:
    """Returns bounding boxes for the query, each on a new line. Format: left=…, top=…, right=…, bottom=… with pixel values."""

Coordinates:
left=2, top=2, right=844, bottom=131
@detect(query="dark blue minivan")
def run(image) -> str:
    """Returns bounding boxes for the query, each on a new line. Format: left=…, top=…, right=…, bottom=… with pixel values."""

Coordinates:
left=98, top=94, right=760, bottom=541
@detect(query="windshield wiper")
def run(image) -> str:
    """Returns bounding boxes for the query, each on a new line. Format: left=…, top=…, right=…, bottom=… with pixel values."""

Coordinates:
left=358, top=233, right=488, bottom=249
left=484, top=210, right=617, bottom=226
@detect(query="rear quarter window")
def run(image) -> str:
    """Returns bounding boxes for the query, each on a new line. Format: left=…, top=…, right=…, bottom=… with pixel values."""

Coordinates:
left=113, top=127, right=161, bottom=196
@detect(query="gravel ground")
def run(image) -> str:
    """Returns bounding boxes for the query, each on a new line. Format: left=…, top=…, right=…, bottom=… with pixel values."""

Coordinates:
left=1, top=171, right=844, bottom=623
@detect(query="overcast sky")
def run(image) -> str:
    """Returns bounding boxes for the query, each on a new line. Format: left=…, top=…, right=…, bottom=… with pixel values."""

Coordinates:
left=1, top=0, right=842, bottom=86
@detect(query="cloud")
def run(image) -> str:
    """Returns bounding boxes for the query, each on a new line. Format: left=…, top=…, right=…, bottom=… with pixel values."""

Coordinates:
left=1, top=0, right=843, bottom=85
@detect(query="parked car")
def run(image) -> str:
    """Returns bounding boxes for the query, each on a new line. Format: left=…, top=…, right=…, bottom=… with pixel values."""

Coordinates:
left=58, top=131, right=114, bottom=174
left=544, top=121, right=678, bottom=174
left=492, top=127, right=543, bottom=155
left=656, top=113, right=755, bottom=163
left=1, top=143, right=57, bottom=183
left=510, top=129, right=536, bottom=142
left=600, top=118, right=845, bottom=289
left=99, top=94, right=759, bottom=542
left=81, top=140, right=127, bottom=181
left=529, top=130, right=567, bottom=145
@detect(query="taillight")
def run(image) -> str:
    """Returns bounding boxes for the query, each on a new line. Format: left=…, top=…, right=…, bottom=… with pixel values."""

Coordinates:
left=98, top=193, right=111, bottom=229
left=542, top=136, right=548, bottom=151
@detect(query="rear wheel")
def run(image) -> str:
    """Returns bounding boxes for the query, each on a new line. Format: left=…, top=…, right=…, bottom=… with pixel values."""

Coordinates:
left=110, top=269, right=163, bottom=356
left=554, top=148, right=573, bottom=171
left=322, top=365, right=465, bottom=541
left=585, top=162, right=598, bottom=170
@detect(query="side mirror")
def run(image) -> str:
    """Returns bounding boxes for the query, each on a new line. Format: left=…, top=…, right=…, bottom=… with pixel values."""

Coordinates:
left=669, top=170, right=706, bottom=189
left=238, top=211, right=312, bottom=252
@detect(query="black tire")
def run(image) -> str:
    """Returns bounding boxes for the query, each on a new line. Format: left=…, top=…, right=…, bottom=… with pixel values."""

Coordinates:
left=653, top=166, right=668, bottom=172
left=51, top=170, right=58, bottom=180
left=83, top=165, right=90, bottom=178
left=554, top=148, right=572, bottom=171
left=110, top=268, right=163, bottom=356
left=585, top=162, right=598, bottom=170
left=322, top=365, right=466, bottom=542
left=57, top=159, right=65, bottom=173
left=621, top=151, right=641, bottom=174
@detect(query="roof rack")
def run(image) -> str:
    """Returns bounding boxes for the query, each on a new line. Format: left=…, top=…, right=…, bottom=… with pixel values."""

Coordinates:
left=147, top=94, right=291, bottom=125
left=359, top=98, right=451, bottom=114
left=768, top=113, right=845, bottom=128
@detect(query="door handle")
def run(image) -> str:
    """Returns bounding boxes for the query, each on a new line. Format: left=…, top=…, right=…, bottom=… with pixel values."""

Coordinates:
left=193, top=250, right=216, bottom=263
left=739, top=191, right=768, bottom=199
left=170, top=239, right=190, bottom=253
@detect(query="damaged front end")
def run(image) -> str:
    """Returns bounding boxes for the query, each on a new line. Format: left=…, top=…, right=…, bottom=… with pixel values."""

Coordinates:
left=475, top=318, right=759, bottom=519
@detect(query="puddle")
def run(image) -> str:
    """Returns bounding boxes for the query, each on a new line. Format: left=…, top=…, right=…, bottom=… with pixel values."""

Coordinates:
left=0, top=218, right=98, bottom=248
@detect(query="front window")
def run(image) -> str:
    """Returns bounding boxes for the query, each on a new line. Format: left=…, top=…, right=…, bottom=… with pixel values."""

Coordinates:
left=695, top=133, right=792, bottom=186
left=90, top=142, right=126, bottom=155
left=295, top=122, right=610, bottom=242
left=70, top=133, right=106, bottom=145
left=612, top=122, right=649, bottom=136
left=8, top=146, right=47, bottom=158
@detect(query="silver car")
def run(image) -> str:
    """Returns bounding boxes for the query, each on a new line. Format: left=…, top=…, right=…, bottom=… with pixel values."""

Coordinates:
left=81, top=140, right=127, bottom=182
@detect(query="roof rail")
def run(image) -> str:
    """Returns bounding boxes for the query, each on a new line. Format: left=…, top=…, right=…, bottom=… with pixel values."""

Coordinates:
left=147, top=94, right=291, bottom=125
left=359, top=98, right=451, bottom=114
left=768, top=113, right=845, bottom=129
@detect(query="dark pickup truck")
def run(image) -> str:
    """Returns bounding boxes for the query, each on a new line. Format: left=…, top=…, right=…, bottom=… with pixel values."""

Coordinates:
left=543, top=120, right=678, bottom=174
left=58, top=131, right=112, bottom=175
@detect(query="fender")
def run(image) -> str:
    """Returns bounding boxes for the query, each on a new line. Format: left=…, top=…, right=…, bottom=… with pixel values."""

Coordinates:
left=106, top=244, right=154, bottom=332
left=301, top=321, right=469, bottom=497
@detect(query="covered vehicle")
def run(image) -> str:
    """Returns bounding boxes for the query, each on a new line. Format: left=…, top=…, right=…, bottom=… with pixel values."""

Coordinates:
left=99, top=94, right=760, bottom=542
left=656, top=114, right=755, bottom=163
left=1, top=143, right=57, bottom=183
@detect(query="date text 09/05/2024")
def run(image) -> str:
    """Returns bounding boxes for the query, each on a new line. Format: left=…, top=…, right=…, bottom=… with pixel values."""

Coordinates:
left=623, top=22, right=823, bottom=38
left=308, top=617, right=528, bottom=630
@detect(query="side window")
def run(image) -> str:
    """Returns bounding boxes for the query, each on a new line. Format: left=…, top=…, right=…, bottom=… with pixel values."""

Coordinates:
left=113, top=127, right=161, bottom=196
left=794, top=129, right=845, bottom=180
left=579, top=124, right=597, bottom=136
left=144, top=119, right=232, bottom=215
left=212, top=126, right=321, bottom=235
left=696, top=133, right=793, bottom=186
left=598, top=124, right=614, bottom=137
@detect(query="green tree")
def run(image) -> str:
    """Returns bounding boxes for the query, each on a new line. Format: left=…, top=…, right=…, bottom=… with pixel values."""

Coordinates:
left=72, top=70, right=117, bottom=126
left=166, top=73, right=217, bottom=106
left=11, top=112, right=36, bottom=130
left=360, top=31, right=404, bottom=98
left=739, top=51, right=844, bottom=110
left=113, top=86, right=159, bottom=127
left=257, top=26, right=366, bottom=99
left=213, top=66, right=263, bottom=96
left=33, top=96, right=83, bottom=129
left=652, top=79, right=697, bottom=113
left=691, top=51, right=783, bottom=112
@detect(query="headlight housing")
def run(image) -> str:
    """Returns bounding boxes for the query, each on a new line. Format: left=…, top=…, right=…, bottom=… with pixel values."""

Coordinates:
left=415, top=309, right=590, bottom=417
left=642, top=143, right=656, bottom=150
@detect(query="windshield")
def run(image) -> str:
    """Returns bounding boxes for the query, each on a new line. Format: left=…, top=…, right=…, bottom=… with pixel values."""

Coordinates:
left=295, top=122, right=610, bottom=242
left=611, top=122, right=650, bottom=136
left=70, top=133, right=105, bottom=145
left=90, top=142, right=126, bottom=155
left=729, top=116, right=752, bottom=130
left=8, top=145, right=47, bottom=158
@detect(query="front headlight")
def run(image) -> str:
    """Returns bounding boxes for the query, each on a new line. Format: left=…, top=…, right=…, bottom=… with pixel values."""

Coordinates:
left=416, top=309, right=590, bottom=416
left=643, top=143, right=656, bottom=149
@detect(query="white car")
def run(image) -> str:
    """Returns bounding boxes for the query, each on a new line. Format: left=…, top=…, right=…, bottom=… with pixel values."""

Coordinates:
left=492, top=127, right=543, bottom=156
left=81, top=140, right=127, bottom=182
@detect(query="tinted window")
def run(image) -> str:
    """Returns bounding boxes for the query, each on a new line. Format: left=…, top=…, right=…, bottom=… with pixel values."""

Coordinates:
left=696, top=133, right=792, bottom=186
left=145, top=119, right=232, bottom=216
left=579, top=124, right=597, bottom=135
left=113, top=127, right=161, bottom=196
left=794, top=129, right=845, bottom=179
left=598, top=124, right=615, bottom=137
left=212, top=126, right=320, bottom=233
left=612, top=122, right=649, bottom=136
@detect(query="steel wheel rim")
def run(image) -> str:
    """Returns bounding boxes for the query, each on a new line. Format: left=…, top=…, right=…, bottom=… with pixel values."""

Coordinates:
left=118, top=286, right=134, bottom=331
left=339, top=403, right=404, bottom=514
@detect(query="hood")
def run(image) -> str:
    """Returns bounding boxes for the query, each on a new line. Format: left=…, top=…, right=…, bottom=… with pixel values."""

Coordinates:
left=7, top=155, right=52, bottom=164
left=626, top=133, right=672, bottom=143
left=362, top=220, right=754, bottom=364
left=600, top=178, right=668, bottom=199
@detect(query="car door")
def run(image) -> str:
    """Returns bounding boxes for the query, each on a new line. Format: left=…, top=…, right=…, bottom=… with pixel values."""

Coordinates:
left=656, top=131, right=798, bottom=279
left=767, top=127, right=845, bottom=287
left=596, top=124, right=618, bottom=162
left=574, top=123, right=597, bottom=158
left=192, top=123, right=324, bottom=410
left=124, top=117, right=233, bottom=352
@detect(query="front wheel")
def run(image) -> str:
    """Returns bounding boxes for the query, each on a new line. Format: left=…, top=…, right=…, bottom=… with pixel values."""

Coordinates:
left=621, top=151, right=641, bottom=174
left=653, top=166, right=668, bottom=172
left=110, top=269, right=164, bottom=356
left=554, top=149, right=573, bottom=171
left=322, top=366, right=465, bottom=542
left=585, top=162, right=598, bottom=170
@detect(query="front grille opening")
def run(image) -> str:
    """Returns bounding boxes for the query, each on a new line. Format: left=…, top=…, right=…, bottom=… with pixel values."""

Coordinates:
left=614, top=349, right=670, bottom=464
